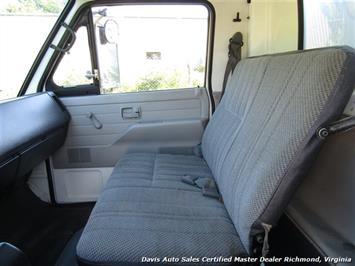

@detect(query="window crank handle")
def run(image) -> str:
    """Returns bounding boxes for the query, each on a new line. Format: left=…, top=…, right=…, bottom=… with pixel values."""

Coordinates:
left=86, top=112, right=103, bottom=129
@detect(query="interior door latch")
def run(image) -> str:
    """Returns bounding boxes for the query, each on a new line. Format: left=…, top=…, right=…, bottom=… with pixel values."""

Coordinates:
left=121, top=107, right=141, bottom=119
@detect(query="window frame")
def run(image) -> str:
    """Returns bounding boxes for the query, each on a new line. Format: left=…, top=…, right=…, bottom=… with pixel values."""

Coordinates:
left=300, top=0, right=355, bottom=50
left=37, top=0, right=215, bottom=109
left=45, top=8, right=101, bottom=96
left=92, top=3, right=210, bottom=94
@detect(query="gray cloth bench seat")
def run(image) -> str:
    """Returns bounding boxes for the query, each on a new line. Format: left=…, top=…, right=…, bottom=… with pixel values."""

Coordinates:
left=78, top=180, right=246, bottom=264
left=77, top=153, right=246, bottom=264
left=77, top=47, right=355, bottom=265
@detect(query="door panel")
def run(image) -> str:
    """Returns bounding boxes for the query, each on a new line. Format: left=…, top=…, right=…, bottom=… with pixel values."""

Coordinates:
left=50, top=87, right=209, bottom=203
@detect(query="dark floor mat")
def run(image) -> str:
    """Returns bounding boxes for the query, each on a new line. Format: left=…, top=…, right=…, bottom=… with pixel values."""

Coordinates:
left=0, top=185, right=93, bottom=266
left=55, top=229, right=83, bottom=266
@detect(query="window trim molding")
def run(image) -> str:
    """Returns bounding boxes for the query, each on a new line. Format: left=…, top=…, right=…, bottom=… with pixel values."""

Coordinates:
left=44, top=9, right=101, bottom=96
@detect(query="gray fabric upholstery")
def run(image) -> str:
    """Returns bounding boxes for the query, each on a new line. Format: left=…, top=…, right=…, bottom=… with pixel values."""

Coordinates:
left=202, top=46, right=355, bottom=251
left=107, top=153, right=212, bottom=191
left=77, top=153, right=246, bottom=265
left=77, top=47, right=355, bottom=265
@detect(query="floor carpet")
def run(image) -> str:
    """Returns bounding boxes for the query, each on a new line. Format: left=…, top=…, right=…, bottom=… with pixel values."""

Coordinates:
left=0, top=185, right=93, bottom=266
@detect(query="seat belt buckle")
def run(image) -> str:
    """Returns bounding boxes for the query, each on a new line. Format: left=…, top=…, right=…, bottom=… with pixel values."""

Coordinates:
left=182, top=176, right=221, bottom=200
left=181, top=175, right=198, bottom=186
left=194, top=177, right=212, bottom=189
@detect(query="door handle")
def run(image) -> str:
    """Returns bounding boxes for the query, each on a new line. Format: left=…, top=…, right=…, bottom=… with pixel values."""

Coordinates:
left=121, top=107, right=141, bottom=119
left=86, top=112, right=103, bottom=129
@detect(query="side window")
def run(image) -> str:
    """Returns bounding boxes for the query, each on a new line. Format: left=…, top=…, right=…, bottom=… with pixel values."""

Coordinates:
left=53, top=26, right=94, bottom=87
left=303, top=1, right=355, bottom=49
left=91, top=5, right=209, bottom=94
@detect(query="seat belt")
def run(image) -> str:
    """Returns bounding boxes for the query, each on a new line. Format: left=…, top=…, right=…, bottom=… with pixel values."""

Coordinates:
left=221, top=32, right=244, bottom=97
left=261, top=223, right=272, bottom=258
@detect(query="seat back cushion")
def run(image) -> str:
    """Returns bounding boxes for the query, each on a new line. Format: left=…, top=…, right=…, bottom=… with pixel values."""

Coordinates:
left=201, top=47, right=355, bottom=252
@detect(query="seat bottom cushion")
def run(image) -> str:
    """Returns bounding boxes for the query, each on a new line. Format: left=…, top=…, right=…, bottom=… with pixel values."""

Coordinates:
left=107, top=153, right=213, bottom=191
left=76, top=153, right=246, bottom=265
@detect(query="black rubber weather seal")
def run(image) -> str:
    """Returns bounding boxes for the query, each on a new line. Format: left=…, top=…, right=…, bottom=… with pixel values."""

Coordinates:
left=297, top=0, right=304, bottom=50
left=45, top=159, right=57, bottom=205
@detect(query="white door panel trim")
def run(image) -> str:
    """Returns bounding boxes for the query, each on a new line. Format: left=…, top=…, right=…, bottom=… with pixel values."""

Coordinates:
left=49, top=87, right=209, bottom=203
left=53, top=167, right=113, bottom=203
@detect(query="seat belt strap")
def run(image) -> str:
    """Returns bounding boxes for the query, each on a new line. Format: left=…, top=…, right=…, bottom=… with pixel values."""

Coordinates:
left=261, top=223, right=272, bottom=257
left=259, top=223, right=272, bottom=266
left=193, top=144, right=203, bottom=158
left=222, top=32, right=243, bottom=97
left=202, top=184, right=220, bottom=199
left=317, top=115, right=355, bottom=139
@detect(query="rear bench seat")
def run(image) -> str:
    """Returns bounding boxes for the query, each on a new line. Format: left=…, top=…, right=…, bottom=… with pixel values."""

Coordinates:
left=77, top=47, right=355, bottom=265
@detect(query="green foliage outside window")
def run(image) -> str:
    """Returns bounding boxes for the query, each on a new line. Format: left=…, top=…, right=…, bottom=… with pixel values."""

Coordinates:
left=101, top=70, right=204, bottom=94
left=5, top=0, right=67, bottom=14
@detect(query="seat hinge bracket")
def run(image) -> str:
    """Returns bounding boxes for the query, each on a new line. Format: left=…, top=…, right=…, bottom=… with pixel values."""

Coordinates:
left=317, top=116, right=355, bottom=139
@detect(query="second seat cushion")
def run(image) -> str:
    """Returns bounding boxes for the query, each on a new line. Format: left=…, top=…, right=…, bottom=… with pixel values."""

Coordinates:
left=77, top=153, right=246, bottom=265
left=107, top=153, right=212, bottom=191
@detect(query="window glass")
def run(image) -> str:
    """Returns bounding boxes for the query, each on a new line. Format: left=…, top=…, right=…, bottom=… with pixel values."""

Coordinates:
left=92, top=5, right=209, bottom=94
left=0, top=0, right=67, bottom=100
left=304, top=0, right=355, bottom=49
left=53, top=26, right=93, bottom=87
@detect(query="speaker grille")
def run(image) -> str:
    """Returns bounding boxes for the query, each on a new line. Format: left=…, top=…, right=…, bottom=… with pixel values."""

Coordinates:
left=68, top=148, right=91, bottom=163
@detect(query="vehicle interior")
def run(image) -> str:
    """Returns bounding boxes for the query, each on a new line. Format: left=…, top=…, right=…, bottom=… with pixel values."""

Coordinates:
left=1, top=0, right=355, bottom=265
